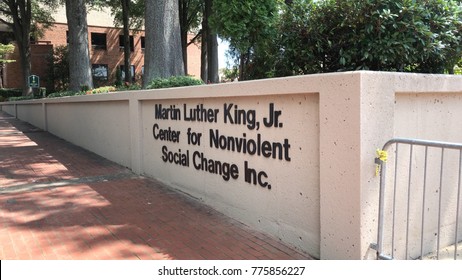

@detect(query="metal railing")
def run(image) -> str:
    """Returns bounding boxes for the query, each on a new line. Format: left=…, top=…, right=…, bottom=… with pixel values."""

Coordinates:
left=375, top=138, right=462, bottom=260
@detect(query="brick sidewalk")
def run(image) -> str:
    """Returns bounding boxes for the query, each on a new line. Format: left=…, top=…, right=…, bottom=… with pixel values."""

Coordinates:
left=0, top=111, right=312, bottom=260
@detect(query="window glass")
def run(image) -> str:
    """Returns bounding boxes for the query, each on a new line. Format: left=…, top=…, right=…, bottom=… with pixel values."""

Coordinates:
left=92, top=64, right=108, bottom=80
left=141, top=36, right=145, bottom=50
left=91, top=33, right=107, bottom=50
left=118, top=35, right=134, bottom=51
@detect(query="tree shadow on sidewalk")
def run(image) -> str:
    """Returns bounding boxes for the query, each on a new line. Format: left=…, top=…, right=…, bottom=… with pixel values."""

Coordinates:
left=0, top=111, right=311, bottom=260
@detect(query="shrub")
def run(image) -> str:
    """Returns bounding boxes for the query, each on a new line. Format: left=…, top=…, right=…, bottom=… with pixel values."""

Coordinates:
left=85, top=86, right=116, bottom=95
left=80, top=84, right=90, bottom=92
left=7, top=95, right=39, bottom=101
left=116, top=83, right=142, bottom=91
left=274, top=0, right=462, bottom=75
left=47, top=45, right=69, bottom=92
left=115, top=68, right=123, bottom=87
left=47, top=86, right=116, bottom=98
left=0, top=88, right=22, bottom=99
left=47, top=91, right=82, bottom=98
left=146, top=76, right=204, bottom=89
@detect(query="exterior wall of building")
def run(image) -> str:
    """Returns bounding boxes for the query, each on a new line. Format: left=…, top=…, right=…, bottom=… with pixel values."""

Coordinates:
left=41, top=23, right=201, bottom=87
left=2, top=5, right=202, bottom=90
left=3, top=43, right=53, bottom=90
left=42, top=23, right=146, bottom=87
left=4, top=72, right=460, bottom=259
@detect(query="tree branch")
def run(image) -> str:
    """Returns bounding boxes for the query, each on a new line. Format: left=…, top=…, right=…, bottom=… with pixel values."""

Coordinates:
left=0, top=6, right=13, bottom=16
left=187, top=30, right=202, bottom=46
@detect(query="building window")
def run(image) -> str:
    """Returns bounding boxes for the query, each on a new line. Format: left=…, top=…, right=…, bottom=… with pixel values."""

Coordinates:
left=120, top=65, right=135, bottom=82
left=92, top=64, right=108, bottom=81
left=119, top=35, right=134, bottom=52
left=0, top=31, right=15, bottom=44
left=91, top=33, right=107, bottom=50
left=141, top=36, right=145, bottom=50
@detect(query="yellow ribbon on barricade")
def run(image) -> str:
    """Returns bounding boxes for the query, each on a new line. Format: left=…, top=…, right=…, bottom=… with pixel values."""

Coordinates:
left=375, top=149, right=388, bottom=177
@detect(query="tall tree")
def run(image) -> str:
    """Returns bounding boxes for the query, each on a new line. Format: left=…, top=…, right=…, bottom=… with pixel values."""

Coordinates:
left=211, top=0, right=279, bottom=80
left=0, top=0, right=58, bottom=95
left=65, top=0, right=93, bottom=91
left=200, top=7, right=207, bottom=81
left=200, top=0, right=219, bottom=83
left=120, top=0, right=131, bottom=83
left=178, top=0, right=201, bottom=75
left=0, top=0, right=31, bottom=95
left=101, top=0, right=145, bottom=83
left=0, top=43, right=15, bottom=88
left=204, top=0, right=218, bottom=83
left=143, top=0, right=184, bottom=87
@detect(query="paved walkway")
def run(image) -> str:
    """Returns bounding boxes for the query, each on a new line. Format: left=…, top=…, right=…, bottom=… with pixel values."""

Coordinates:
left=0, top=111, right=312, bottom=260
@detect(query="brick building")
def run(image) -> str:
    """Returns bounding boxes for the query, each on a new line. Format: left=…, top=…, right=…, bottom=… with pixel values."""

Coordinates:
left=1, top=6, right=201, bottom=91
left=0, top=38, right=53, bottom=90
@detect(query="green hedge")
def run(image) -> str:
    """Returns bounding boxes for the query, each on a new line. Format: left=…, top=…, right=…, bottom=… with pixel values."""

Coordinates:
left=1, top=88, right=46, bottom=101
left=0, top=88, right=22, bottom=99
left=146, top=76, right=204, bottom=89
left=47, top=91, right=83, bottom=98
left=7, top=95, right=40, bottom=101
left=2, top=77, right=204, bottom=102
left=46, top=86, right=116, bottom=98
left=84, top=86, right=116, bottom=95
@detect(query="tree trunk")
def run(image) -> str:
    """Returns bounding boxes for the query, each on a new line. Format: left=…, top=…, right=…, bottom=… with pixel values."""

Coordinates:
left=239, top=53, right=245, bottom=81
left=65, top=0, right=93, bottom=92
left=200, top=20, right=208, bottom=82
left=143, top=0, right=185, bottom=87
left=179, top=0, right=188, bottom=75
left=17, top=38, right=31, bottom=95
left=204, top=0, right=219, bottom=83
left=8, top=0, right=32, bottom=95
left=121, top=0, right=132, bottom=84
left=206, top=34, right=219, bottom=83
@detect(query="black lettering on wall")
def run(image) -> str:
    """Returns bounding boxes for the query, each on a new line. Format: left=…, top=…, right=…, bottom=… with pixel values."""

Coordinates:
left=152, top=102, right=293, bottom=189
left=209, top=129, right=291, bottom=161
left=244, top=161, right=271, bottom=189
left=223, top=103, right=259, bottom=130
left=263, top=103, right=283, bottom=128
left=155, top=104, right=181, bottom=120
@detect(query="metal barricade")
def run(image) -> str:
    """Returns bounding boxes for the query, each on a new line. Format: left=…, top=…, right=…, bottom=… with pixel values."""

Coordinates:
left=374, top=138, right=462, bottom=260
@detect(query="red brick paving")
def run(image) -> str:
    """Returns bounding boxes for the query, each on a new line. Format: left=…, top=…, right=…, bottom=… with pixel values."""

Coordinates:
left=0, top=111, right=312, bottom=260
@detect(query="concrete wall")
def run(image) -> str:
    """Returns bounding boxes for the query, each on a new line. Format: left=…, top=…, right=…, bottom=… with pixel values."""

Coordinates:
left=2, top=71, right=461, bottom=259
left=3, top=43, right=53, bottom=89
left=46, top=101, right=131, bottom=168
left=383, top=90, right=462, bottom=259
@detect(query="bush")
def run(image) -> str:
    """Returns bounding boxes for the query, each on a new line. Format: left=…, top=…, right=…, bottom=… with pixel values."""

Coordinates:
left=0, top=88, right=22, bottom=99
left=116, top=83, right=142, bottom=91
left=273, top=0, right=462, bottom=75
left=115, top=68, right=123, bottom=87
left=1, top=88, right=46, bottom=101
left=47, top=90, right=82, bottom=98
left=47, top=45, right=69, bottom=92
left=7, top=95, right=40, bottom=101
left=146, top=76, right=204, bottom=89
left=85, top=86, right=116, bottom=95
left=47, top=86, right=116, bottom=98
